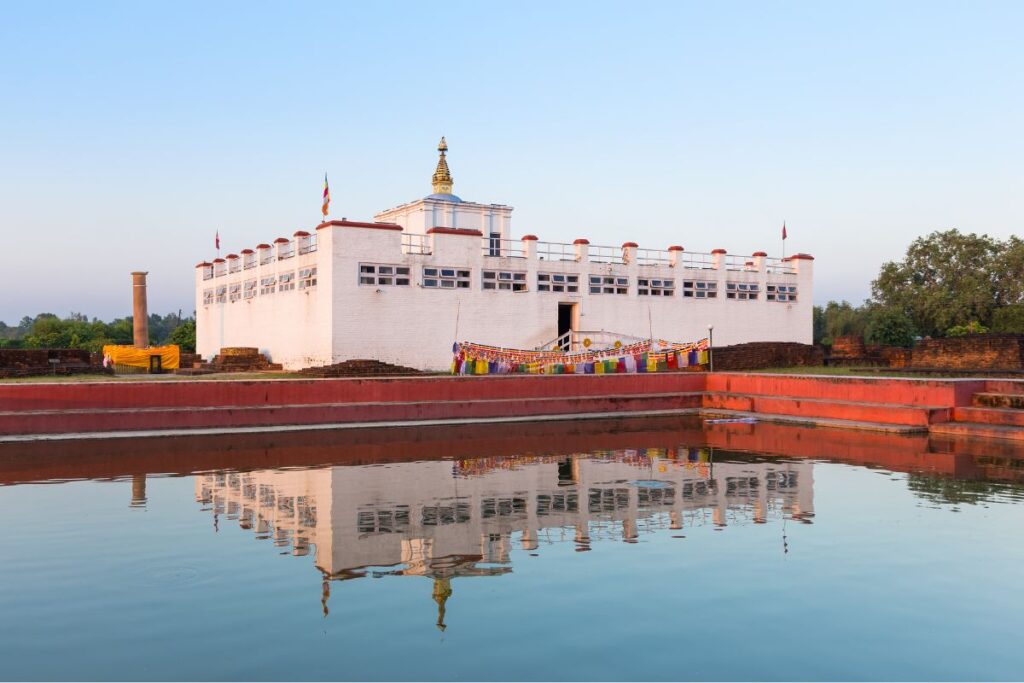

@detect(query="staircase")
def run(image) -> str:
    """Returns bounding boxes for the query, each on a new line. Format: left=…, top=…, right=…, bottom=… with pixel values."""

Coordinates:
left=930, top=380, right=1024, bottom=442
left=701, top=373, right=972, bottom=433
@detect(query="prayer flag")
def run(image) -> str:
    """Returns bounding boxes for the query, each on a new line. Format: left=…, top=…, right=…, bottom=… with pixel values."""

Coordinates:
left=322, top=174, right=331, bottom=217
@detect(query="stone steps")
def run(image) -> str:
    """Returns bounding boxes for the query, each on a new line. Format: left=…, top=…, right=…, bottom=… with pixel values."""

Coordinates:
left=972, top=392, right=1024, bottom=409
left=928, top=421, right=1024, bottom=443
left=0, top=392, right=703, bottom=436
left=951, top=406, right=1024, bottom=427
left=703, top=392, right=949, bottom=427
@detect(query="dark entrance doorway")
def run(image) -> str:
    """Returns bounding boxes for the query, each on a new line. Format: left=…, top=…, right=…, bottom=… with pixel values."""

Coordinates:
left=557, top=303, right=575, bottom=351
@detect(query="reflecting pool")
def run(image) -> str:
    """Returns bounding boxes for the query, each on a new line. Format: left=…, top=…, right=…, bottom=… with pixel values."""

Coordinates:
left=1, top=417, right=1023, bottom=681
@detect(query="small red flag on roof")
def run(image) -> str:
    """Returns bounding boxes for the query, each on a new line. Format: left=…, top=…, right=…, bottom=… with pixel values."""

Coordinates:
left=215, top=230, right=220, bottom=250
left=782, top=222, right=787, bottom=240
left=322, top=174, right=330, bottom=217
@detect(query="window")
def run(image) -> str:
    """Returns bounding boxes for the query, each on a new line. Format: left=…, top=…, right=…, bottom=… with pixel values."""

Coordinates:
left=215, top=285, right=227, bottom=303
left=726, top=282, right=759, bottom=300
left=228, top=283, right=242, bottom=302
left=488, top=232, right=501, bottom=257
left=767, top=284, right=798, bottom=302
left=482, top=270, right=526, bottom=291
left=589, top=275, right=628, bottom=295
left=423, top=266, right=470, bottom=289
left=537, top=272, right=579, bottom=293
left=279, top=271, right=296, bottom=291
left=638, top=278, right=675, bottom=296
left=359, top=264, right=411, bottom=286
left=299, top=267, right=317, bottom=290
left=203, top=288, right=214, bottom=305
left=260, top=276, right=276, bottom=295
left=243, top=279, right=257, bottom=299
left=682, top=280, right=717, bottom=298
left=202, top=266, right=213, bottom=281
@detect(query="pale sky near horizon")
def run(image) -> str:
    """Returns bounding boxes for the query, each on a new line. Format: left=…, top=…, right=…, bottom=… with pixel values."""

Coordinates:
left=1, top=1, right=1021, bottom=324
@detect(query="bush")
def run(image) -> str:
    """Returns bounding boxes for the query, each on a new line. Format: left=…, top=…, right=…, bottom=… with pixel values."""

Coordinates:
left=991, top=305, right=1024, bottom=334
left=864, top=307, right=917, bottom=348
left=167, top=320, right=196, bottom=353
left=946, top=321, right=989, bottom=337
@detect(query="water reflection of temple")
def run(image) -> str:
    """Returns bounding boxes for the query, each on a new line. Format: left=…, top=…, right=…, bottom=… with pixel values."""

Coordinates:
left=195, top=448, right=813, bottom=628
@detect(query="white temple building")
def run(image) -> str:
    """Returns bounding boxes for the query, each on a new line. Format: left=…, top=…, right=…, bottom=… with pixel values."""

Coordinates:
left=195, top=138, right=814, bottom=370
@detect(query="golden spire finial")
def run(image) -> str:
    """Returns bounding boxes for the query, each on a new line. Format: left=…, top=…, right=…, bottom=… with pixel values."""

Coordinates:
left=431, top=136, right=453, bottom=194
left=432, top=577, right=452, bottom=632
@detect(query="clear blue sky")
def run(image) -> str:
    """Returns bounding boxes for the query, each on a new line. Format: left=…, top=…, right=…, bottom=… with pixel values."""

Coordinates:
left=1, top=1, right=1021, bottom=323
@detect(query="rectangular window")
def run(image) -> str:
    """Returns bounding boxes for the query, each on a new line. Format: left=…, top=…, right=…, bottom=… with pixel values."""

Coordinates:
left=203, top=288, right=214, bottom=305
left=638, top=278, right=675, bottom=296
left=589, top=275, right=628, bottom=295
left=489, top=232, right=501, bottom=257
left=215, top=285, right=227, bottom=303
left=423, top=266, right=470, bottom=289
left=482, top=270, right=527, bottom=291
left=682, top=280, right=718, bottom=299
left=260, top=276, right=276, bottom=295
left=243, top=279, right=257, bottom=299
left=358, top=263, right=411, bottom=287
left=228, top=283, right=242, bottom=302
left=537, top=272, right=579, bottom=293
left=766, top=284, right=798, bottom=302
left=279, top=271, right=296, bottom=291
left=299, top=267, right=317, bottom=290
left=726, top=282, right=760, bottom=300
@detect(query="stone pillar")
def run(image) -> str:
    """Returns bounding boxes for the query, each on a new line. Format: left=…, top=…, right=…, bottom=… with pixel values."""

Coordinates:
left=573, top=238, right=590, bottom=263
left=131, top=271, right=149, bottom=348
left=668, top=245, right=685, bottom=267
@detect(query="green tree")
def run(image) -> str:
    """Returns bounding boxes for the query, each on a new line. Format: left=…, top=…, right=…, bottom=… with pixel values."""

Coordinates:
left=864, top=307, right=917, bottom=347
left=871, top=229, right=1001, bottom=337
left=818, top=300, right=871, bottom=346
left=167, top=319, right=196, bottom=352
left=991, top=304, right=1024, bottom=333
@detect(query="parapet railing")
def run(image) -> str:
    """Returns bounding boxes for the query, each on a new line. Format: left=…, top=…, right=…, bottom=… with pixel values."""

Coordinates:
left=481, top=237, right=526, bottom=258
left=402, top=233, right=432, bottom=255
left=536, top=242, right=578, bottom=261
left=765, top=257, right=797, bottom=275
left=636, top=248, right=671, bottom=266
left=587, top=244, right=626, bottom=265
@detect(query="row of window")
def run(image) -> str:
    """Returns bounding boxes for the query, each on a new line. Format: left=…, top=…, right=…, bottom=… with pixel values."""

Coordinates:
left=360, top=264, right=796, bottom=301
left=203, top=264, right=795, bottom=304
left=203, top=268, right=316, bottom=303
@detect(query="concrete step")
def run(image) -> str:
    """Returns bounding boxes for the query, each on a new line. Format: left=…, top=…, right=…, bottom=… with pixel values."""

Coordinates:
left=703, top=392, right=950, bottom=427
left=0, top=392, right=703, bottom=436
left=699, top=408, right=926, bottom=434
left=929, top=421, right=1024, bottom=443
left=981, top=380, right=1024, bottom=395
left=707, top=373, right=981, bottom=407
left=972, top=393, right=1024, bottom=409
left=952, top=406, right=1024, bottom=427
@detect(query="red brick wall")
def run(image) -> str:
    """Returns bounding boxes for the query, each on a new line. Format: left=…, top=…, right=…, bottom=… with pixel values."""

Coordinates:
left=831, top=336, right=866, bottom=358
left=911, top=335, right=1024, bottom=370
left=713, top=342, right=824, bottom=371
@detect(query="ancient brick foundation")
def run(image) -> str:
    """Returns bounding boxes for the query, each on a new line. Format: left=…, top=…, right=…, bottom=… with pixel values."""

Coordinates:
left=911, top=335, right=1024, bottom=370
left=299, top=359, right=425, bottom=378
left=831, top=336, right=867, bottom=358
left=712, top=342, right=824, bottom=371
left=0, top=349, right=107, bottom=378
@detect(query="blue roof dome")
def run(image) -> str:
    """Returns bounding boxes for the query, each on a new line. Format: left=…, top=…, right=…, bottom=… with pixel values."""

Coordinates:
left=425, top=193, right=463, bottom=203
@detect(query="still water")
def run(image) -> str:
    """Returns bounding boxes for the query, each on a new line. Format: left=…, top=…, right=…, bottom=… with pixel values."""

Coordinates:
left=1, top=417, right=1023, bottom=681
